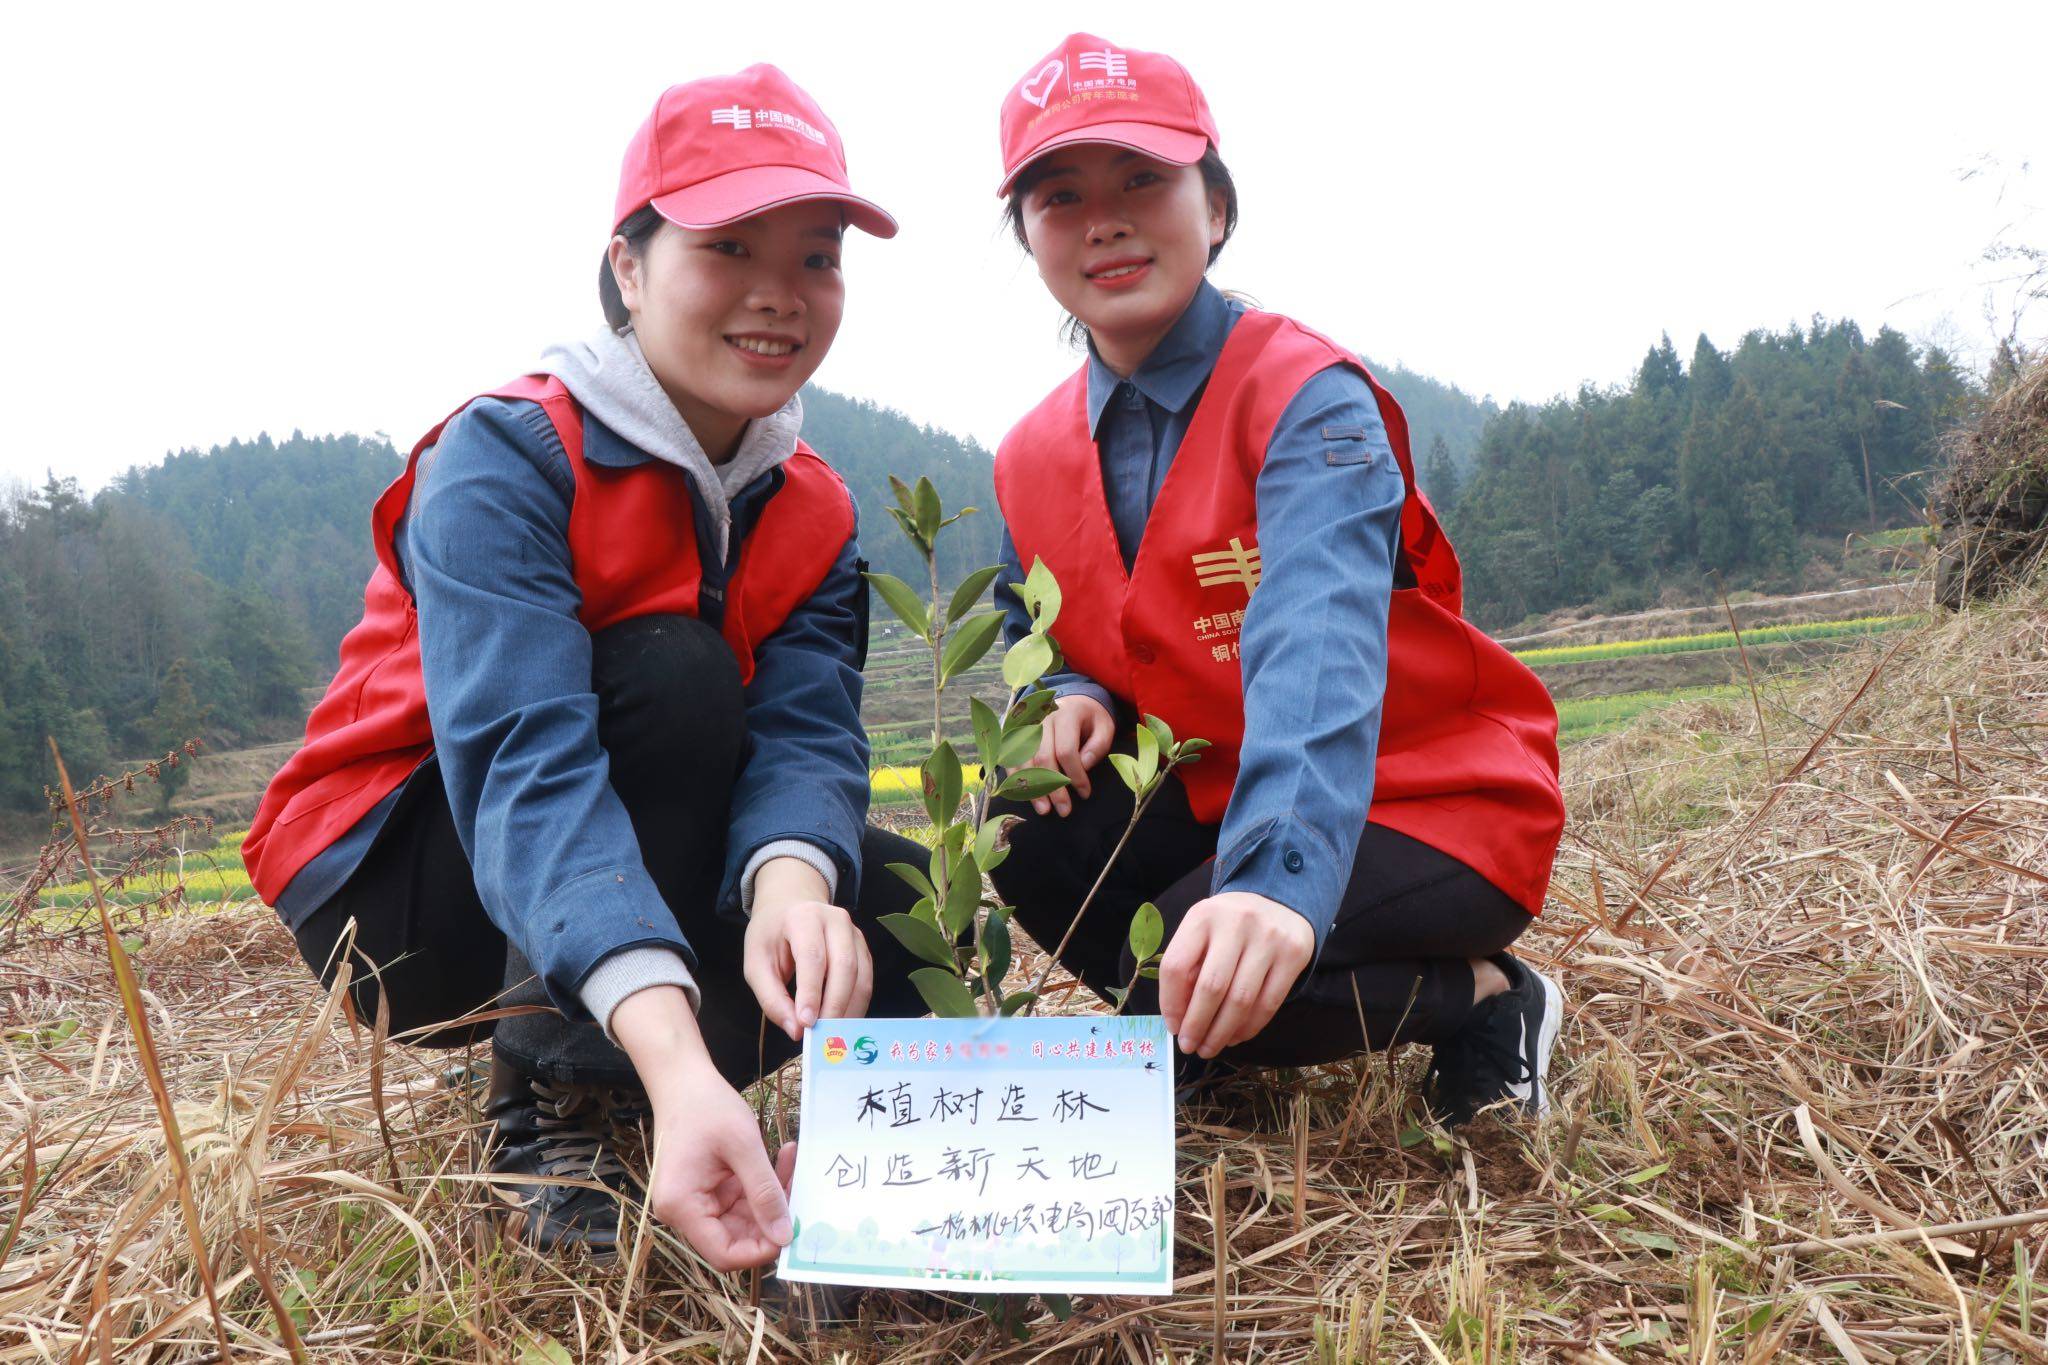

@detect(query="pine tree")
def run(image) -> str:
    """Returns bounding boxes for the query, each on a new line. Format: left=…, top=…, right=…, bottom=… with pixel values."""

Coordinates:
left=1422, top=434, right=1462, bottom=510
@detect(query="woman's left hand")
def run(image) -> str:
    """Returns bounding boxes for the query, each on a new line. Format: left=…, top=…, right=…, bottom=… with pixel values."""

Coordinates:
left=1158, top=892, right=1314, bottom=1058
left=744, top=857, right=873, bottom=1042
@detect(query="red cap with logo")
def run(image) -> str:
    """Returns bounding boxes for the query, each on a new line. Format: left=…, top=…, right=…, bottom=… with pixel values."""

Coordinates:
left=615, top=64, right=897, bottom=238
left=996, top=34, right=1219, bottom=196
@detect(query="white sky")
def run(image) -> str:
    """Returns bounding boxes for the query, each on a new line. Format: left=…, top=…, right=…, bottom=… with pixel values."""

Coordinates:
left=3, top=0, right=2042, bottom=490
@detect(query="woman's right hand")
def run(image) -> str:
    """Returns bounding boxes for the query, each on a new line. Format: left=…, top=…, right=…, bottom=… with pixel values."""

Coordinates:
left=1022, top=694, right=1115, bottom=817
left=611, top=986, right=794, bottom=1272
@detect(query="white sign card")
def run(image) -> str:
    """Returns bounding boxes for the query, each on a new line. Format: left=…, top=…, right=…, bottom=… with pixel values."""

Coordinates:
left=777, top=1014, right=1176, bottom=1294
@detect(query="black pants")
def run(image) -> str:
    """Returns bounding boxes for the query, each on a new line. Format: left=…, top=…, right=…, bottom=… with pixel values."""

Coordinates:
left=291, top=614, right=929, bottom=1088
left=988, top=733, right=1530, bottom=1065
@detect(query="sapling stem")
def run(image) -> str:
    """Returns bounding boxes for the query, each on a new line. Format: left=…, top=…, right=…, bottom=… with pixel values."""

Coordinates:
left=1021, top=778, right=1167, bottom=1013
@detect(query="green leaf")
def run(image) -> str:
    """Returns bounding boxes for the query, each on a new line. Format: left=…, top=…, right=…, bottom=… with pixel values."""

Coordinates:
left=1586, top=1203, right=1636, bottom=1224
left=1000, top=991, right=1035, bottom=1016
left=969, top=697, right=1003, bottom=772
left=1010, top=688, right=1058, bottom=725
left=947, top=566, right=1003, bottom=624
left=1107, top=752, right=1142, bottom=794
left=1134, top=723, right=1160, bottom=786
left=939, top=506, right=980, bottom=529
left=923, top=742, right=964, bottom=825
left=1620, top=1162, right=1670, bottom=1186
left=913, top=477, right=942, bottom=541
left=939, top=612, right=1003, bottom=686
left=1041, top=1292, right=1073, bottom=1322
left=865, top=571, right=930, bottom=639
left=997, top=721, right=1043, bottom=771
left=880, top=913, right=959, bottom=969
left=972, top=816, right=1011, bottom=872
left=1615, top=1320, right=1673, bottom=1348
left=1142, top=712, right=1175, bottom=749
left=119, top=935, right=144, bottom=956
left=886, top=862, right=937, bottom=900
left=981, top=843, right=1009, bottom=873
left=1022, top=557, right=1062, bottom=631
left=1138, top=965, right=1159, bottom=979
left=518, top=1337, right=576, bottom=1365
left=910, top=896, right=939, bottom=929
left=886, top=506, right=925, bottom=553
left=888, top=473, right=916, bottom=515
left=940, top=851, right=981, bottom=938
left=1001, top=633, right=1054, bottom=690
left=1617, top=1230, right=1679, bottom=1254
left=1128, top=901, right=1164, bottom=963
left=911, top=967, right=979, bottom=1018
left=995, top=767, right=1071, bottom=800
left=982, top=906, right=1013, bottom=985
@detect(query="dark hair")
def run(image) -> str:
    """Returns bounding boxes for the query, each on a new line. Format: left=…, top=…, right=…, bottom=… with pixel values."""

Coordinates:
left=1002, top=146, right=1238, bottom=347
left=599, top=205, right=665, bottom=333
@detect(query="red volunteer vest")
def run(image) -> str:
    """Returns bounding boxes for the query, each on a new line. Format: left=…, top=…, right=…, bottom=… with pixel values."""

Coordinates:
left=994, top=311, right=1563, bottom=914
left=243, top=375, right=853, bottom=904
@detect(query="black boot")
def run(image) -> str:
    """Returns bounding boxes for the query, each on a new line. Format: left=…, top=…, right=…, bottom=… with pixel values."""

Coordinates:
left=484, top=1047, right=648, bottom=1255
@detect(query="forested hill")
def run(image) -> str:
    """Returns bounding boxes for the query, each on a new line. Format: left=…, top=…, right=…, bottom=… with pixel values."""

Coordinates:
left=1358, top=354, right=1497, bottom=491
left=1441, top=321, right=1978, bottom=629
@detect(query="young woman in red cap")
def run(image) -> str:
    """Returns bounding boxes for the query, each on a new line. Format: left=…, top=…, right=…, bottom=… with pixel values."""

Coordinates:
left=245, top=66, right=922, bottom=1267
left=987, top=36, right=1570, bottom=1125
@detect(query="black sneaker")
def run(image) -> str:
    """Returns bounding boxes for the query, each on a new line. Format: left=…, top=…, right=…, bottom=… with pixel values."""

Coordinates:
left=484, top=1055, right=645, bottom=1255
left=1424, top=956, right=1564, bottom=1127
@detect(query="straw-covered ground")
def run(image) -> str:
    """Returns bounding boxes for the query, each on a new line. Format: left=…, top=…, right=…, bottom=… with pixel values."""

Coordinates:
left=10, top=345, right=2048, bottom=1361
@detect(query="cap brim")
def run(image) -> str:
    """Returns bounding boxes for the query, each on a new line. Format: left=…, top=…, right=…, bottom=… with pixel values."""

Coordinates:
left=650, top=164, right=898, bottom=239
left=997, top=123, right=1210, bottom=196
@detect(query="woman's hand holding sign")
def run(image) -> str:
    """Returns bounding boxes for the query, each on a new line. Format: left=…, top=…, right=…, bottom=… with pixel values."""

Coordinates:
left=611, top=986, right=795, bottom=1271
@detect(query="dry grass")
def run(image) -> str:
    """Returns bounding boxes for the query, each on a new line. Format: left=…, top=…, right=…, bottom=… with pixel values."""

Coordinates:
left=6, top=578, right=2048, bottom=1361
left=1937, top=350, right=2048, bottom=607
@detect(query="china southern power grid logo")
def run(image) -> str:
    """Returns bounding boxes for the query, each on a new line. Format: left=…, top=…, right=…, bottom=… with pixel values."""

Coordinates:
left=1075, top=48, right=1128, bottom=78
left=710, top=105, right=827, bottom=144
left=852, top=1035, right=879, bottom=1064
left=1192, top=537, right=1262, bottom=593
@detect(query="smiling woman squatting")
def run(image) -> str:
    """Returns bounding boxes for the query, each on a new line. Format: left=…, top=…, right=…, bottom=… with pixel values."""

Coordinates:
left=984, top=35, right=1570, bottom=1125
left=242, top=66, right=936, bottom=1270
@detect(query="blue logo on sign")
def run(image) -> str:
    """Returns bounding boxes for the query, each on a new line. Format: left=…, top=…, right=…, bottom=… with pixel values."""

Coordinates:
left=852, top=1035, right=879, bottom=1064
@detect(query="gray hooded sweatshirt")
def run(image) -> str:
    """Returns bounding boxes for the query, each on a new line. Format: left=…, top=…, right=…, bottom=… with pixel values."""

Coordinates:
left=536, top=328, right=840, bottom=1036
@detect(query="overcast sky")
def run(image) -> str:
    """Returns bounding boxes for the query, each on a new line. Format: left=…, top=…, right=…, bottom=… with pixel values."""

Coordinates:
left=4, top=0, right=2042, bottom=491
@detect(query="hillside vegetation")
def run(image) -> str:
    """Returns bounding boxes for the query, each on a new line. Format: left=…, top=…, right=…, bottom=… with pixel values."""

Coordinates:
left=1446, top=321, right=1975, bottom=628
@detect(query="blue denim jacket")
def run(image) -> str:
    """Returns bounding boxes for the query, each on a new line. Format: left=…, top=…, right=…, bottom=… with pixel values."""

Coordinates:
left=996, top=282, right=1407, bottom=950
left=278, top=397, right=870, bottom=1020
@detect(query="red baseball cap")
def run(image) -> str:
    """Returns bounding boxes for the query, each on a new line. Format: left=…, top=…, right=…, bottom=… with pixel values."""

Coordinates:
left=615, top=65, right=897, bottom=238
left=996, top=34, right=1219, bottom=197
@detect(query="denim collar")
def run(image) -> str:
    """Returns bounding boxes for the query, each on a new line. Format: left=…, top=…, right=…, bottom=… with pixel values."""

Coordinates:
left=580, top=411, right=650, bottom=468
left=1084, top=279, right=1238, bottom=437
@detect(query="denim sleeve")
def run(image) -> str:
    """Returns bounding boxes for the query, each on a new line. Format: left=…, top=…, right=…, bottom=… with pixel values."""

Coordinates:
left=995, top=525, right=1117, bottom=713
left=718, top=494, right=872, bottom=915
left=1210, top=365, right=1406, bottom=953
left=407, top=398, right=694, bottom=1020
